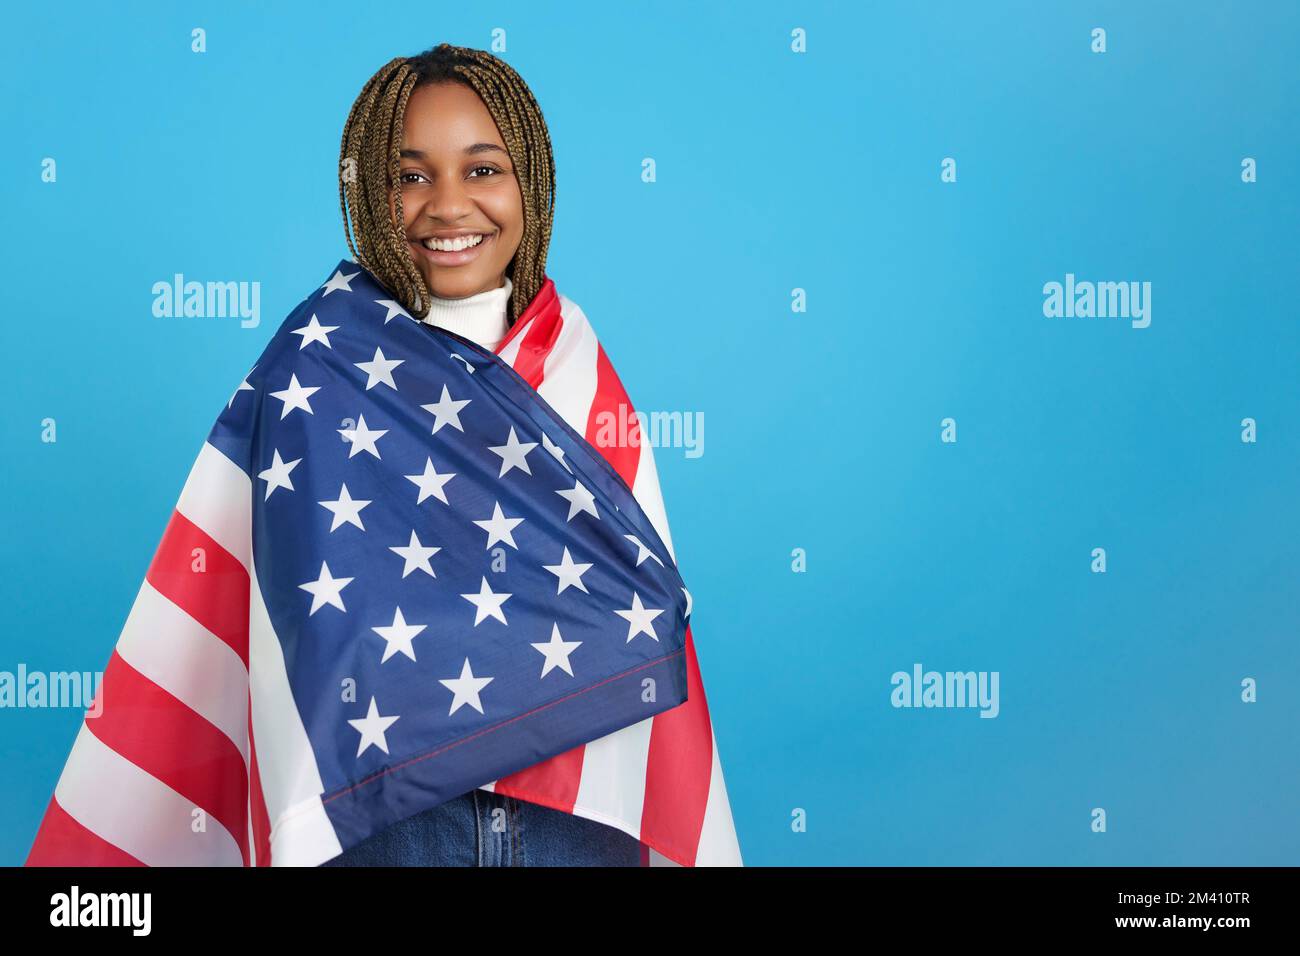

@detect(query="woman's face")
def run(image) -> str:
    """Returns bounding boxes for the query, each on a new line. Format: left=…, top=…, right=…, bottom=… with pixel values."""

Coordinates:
left=392, top=81, right=525, bottom=301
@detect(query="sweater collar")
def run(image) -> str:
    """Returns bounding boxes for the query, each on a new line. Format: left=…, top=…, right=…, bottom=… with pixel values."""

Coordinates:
left=419, top=276, right=512, bottom=351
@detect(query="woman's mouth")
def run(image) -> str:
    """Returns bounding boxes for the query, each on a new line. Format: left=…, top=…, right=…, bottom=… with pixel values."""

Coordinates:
left=409, top=231, right=494, bottom=267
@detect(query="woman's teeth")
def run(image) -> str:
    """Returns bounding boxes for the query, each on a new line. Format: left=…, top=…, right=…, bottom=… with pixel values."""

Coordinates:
left=421, top=234, right=486, bottom=251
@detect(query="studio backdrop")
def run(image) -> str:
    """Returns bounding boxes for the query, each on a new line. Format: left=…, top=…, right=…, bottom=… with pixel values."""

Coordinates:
left=2, top=0, right=1298, bottom=865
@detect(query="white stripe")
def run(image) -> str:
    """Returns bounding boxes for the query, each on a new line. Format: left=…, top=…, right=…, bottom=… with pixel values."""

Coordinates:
left=175, top=441, right=253, bottom=572
left=535, top=295, right=599, bottom=433
left=53, top=722, right=243, bottom=866
left=630, top=433, right=677, bottom=563
left=572, top=715, right=654, bottom=833
left=497, top=328, right=524, bottom=367
left=248, top=546, right=335, bottom=854
left=114, top=580, right=250, bottom=763
left=694, top=726, right=743, bottom=865
left=270, top=793, right=343, bottom=866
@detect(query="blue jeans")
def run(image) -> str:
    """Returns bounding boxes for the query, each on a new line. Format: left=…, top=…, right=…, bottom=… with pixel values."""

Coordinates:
left=320, top=789, right=643, bottom=866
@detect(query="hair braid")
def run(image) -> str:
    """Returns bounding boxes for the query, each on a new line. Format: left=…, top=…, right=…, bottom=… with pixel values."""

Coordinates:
left=337, top=43, right=556, bottom=326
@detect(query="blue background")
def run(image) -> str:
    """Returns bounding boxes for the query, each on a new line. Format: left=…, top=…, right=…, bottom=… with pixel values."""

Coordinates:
left=2, top=0, right=1297, bottom=865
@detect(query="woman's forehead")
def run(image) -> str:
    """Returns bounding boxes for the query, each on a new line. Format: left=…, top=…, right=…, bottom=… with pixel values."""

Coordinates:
left=402, top=83, right=505, bottom=153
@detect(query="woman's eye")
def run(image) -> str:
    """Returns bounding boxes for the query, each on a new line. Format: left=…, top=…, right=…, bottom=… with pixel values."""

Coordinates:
left=399, top=171, right=428, bottom=184
left=468, top=165, right=500, bottom=178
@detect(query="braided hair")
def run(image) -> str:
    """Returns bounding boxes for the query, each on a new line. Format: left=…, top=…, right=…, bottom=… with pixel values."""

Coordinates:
left=338, top=43, right=556, bottom=325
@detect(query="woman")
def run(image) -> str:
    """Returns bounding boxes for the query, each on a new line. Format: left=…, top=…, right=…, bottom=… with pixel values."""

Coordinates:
left=26, top=42, right=739, bottom=871
left=323, top=43, right=640, bottom=866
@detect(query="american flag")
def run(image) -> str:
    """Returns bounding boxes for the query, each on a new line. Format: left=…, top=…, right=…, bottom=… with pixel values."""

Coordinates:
left=25, top=260, right=742, bottom=867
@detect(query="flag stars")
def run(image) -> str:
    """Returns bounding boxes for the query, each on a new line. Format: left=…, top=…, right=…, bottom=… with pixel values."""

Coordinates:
left=318, top=483, right=371, bottom=532
left=299, top=561, right=354, bottom=615
left=371, top=607, right=428, bottom=663
left=355, top=346, right=404, bottom=391
left=270, top=373, right=321, bottom=420
left=460, top=576, right=512, bottom=626
left=375, top=298, right=411, bottom=323
left=625, top=534, right=665, bottom=568
left=473, top=502, right=524, bottom=550
left=439, top=658, right=494, bottom=716
left=614, top=592, right=664, bottom=642
left=489, top=426, right=538, bottom=478
left=532, top=623, right=582, bottom=678
left=322, top=269, right=359, bottom=296
left=541, top=431, right=572, bottom=473
left=348, top=697, right=399, bottom=757
left=421, top=384, right=471, bottom=434
left=339, top=413, right=388, bottom=459
left=290, top=314, right=339, bottom=350
left=405, top=458, right=455, bottom=505
left=389, top=530, right=440, bottom=578
left=556, top=479, right=599, bottom=522
left=544, top=547, right=593, bottom=595
left=257, top=449, right=301, bottom=500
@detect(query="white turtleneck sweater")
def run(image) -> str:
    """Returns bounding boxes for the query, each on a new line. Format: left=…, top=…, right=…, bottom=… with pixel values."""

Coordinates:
left=420, top=276, right=513, bottom=352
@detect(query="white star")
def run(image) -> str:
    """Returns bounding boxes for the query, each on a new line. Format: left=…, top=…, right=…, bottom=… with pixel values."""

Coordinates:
left=543, top=547, right=593, bottom=595
left=421, top=384, right=471, bottom=434
left=299, top=561, right=354, bottom=615
left=228, top=364, right=256, bottom=409
left=682, top=586, right=692, bottom=617
left=472, top=501, right=524, bottom=550
left=257, top=449, right=301, bottom=500
left=322, top=269, right=358, bottom=296
left=488, top=426, right=538, bottom=478
left=541, top=431, right=571, bottom=473
left=371, top=607, right=427, bottom=663
left=348, top=697, right=399, bottom=756
left=556, top=479, right=599, bottom=521
left=614, top=592, right=664, bottom=642
left=439, top=658, right=494, bottom=716
left=339, top=413, right=387, bottom=459
left=625, top=534, right=665, bottom=568
left=269, top=373, right=320, bottom=420
left=290, top=314, right=339, bottom=350
left=354, top=346, right=404, bottom=391
left=460, top=576, right=511, bottom=626
left=375, top=298, right=411, bottom=323
left=318, top=483, right=371, bottom=532
left=532, top=623, right=582, bottom=678
left=389, top=529, right=440, bottom=578
left=405, top=457, right=455, bottom=505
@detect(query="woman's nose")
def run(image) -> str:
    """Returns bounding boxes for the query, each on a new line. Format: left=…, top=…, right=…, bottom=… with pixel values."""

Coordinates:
left=416, top=175, right=473, bottom=221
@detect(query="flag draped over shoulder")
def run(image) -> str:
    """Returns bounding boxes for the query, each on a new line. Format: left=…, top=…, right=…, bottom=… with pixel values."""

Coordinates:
left=25, top=259, right=742, bottom=867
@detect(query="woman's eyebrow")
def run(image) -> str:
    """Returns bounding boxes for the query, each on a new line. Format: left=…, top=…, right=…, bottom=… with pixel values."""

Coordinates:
left=399, top=143, right=508, bottom=159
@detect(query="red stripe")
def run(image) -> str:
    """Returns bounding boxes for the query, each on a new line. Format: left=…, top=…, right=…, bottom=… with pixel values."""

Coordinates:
left=25, top=795, right=145, bottom=867
left=495, top=276, right=559, bottom=359
left=146, top=509, right=250, bottom=669
left=84, top=650, right=250, bottom=865
left=248, top=692, right=273, bottom=866
left=500, top=278, right=563, bottom=390
left=491, top=745, right=585, bottom=811
left=585, top=343, right=642, bottom=488
left=639, top=625, right=712, bottom=866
